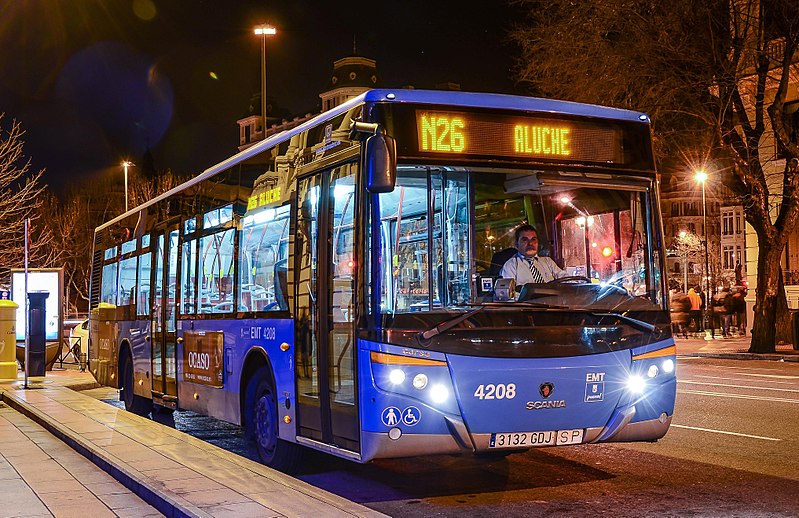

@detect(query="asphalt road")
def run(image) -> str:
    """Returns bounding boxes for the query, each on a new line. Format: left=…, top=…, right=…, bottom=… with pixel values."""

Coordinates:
left=86, top=356, right=799, bottom=517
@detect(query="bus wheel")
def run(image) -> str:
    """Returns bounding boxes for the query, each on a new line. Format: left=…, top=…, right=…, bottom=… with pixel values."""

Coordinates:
left=245, top=367, right=301, bottom=471
left=120, top=352, right=151, bottom=417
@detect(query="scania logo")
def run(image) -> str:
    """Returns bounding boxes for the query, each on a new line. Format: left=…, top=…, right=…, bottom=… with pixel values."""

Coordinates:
left=526, top=400, right=566, bottom=410
left=539, top=382, right=555, bottom=399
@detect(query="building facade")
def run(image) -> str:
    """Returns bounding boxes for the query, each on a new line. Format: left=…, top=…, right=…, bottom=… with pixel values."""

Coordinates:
left=237, top=55, right=381, bottom=151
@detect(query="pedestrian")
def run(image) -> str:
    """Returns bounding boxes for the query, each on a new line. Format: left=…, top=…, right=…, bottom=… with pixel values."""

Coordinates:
left=670, top=291, right=691, bottom=338
left=714, top=287, right=733, bottom=337
left=687, top=287, right=702, bottom=335
left=732, top=288, right=747, bottom=336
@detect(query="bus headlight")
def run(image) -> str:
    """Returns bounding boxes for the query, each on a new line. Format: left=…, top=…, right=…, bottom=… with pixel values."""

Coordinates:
left=626, top=375, right=646, bottom=394
left=430, top=384, right=449, bottom=403
left=412, top=373, right=428, bottom=389
left=647, top=365, right=659, bottom=378
left=389, top=369, right=406, bottom=385
left=662, top=359, right=675, bottom=374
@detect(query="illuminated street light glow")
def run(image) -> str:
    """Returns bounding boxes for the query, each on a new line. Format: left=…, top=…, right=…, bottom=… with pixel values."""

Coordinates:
left=254, top=25, right=277, bottom=141
left=121, top=161, right=134, bottom=213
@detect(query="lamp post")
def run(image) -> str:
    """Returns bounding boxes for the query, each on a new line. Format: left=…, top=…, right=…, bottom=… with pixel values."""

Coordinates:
left=695, top=169, right=711, bottom=331
left=122, top=161, right=134, bottom=213
left=254, top=25, right=276, bottom=140
left=679, top=231, right=688, bottom=292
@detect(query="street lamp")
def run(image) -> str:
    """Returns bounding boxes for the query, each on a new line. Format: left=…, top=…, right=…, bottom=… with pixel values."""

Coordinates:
left=122, top=161, right=134, bottom=213
left=695, top=169, right=711, bottom=330
left=254, top=25, right=276, bottom=140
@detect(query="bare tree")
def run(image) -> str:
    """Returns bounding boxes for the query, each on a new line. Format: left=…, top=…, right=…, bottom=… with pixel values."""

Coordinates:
left=0, top=115, right=50, bottom=284
left=46, top=167, right=189, bottom=314
left=40, top=194, right=95, bottom=314
left=510, top=0, right=799, bottom=352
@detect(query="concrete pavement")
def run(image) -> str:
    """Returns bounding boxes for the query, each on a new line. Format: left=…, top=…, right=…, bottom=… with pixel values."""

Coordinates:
left=675, top=333, right=799, bottom=362
left=0, top=369, right=384, bottom=518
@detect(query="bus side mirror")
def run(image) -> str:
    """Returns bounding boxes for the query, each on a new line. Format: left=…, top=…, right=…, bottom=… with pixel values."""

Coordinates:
left=365, top=130, right=396, bottom=193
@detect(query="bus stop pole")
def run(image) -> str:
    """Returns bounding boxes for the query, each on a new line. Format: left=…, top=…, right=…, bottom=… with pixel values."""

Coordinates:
left=23, top=218, right=29, bottom=389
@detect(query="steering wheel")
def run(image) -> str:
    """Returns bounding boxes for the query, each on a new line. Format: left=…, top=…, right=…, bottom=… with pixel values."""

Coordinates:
left=547, top=275, right=592, bottom=284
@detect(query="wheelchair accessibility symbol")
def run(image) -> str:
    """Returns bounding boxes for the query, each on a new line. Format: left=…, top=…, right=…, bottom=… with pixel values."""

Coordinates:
left=381, top=406, right=401, bottom=427
left=401, top=406, right=421, bottom=426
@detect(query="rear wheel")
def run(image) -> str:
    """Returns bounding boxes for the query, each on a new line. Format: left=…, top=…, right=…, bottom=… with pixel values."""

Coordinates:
left=120, top=352, right=151, bottom=416
left=245, top=366, right=302, bottom=471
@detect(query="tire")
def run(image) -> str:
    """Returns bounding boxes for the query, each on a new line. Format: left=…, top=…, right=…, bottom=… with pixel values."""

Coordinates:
left=244, top=366, right=302, bottom=471
left=120, top=352, right=152, bottom=417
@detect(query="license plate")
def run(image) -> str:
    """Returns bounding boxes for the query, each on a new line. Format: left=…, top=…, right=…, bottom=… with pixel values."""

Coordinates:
left=489, top=429, right=584, bottom=448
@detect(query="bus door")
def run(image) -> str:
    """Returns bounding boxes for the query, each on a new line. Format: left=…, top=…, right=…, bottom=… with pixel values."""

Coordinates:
left=295, top=159, right=360, bottom=454
left=151, top=227, right=179, bottom=408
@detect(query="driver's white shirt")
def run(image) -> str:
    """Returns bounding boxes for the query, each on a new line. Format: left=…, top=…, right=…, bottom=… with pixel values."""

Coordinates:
left=500, top=253, right=565, bottom=284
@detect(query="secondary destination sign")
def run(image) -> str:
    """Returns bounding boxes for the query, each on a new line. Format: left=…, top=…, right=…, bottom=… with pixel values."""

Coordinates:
left=415, top=110, right=623, bottom=163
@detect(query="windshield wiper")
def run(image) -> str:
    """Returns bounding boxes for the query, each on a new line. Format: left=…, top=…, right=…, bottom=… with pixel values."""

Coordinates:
left=589, top=311, right=655, bottom=332
left=416, top=301, right=570, bottom=346
left=417, top=306, right=487, bottom=346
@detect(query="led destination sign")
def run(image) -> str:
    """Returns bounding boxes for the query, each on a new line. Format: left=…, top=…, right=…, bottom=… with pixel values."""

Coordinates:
left=415, top=110, right=623, bottom=163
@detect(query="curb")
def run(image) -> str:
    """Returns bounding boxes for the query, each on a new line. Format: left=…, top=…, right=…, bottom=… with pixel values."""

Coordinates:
left=0, top=388, right=211, bottom=518
left=680, top=352, right=799, bottom=362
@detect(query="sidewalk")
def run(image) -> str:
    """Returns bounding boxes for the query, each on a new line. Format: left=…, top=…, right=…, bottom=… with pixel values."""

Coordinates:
left=0, top=399, right=162, bottom=517
left=675, top=333, right=799, bottom=362
left=0, top=370, right=384, bottom=518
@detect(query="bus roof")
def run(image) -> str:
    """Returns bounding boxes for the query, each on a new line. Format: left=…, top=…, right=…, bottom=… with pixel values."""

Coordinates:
left=96, top=89, right=650, bottom=233
left=360, top=89, right=650, bottom=123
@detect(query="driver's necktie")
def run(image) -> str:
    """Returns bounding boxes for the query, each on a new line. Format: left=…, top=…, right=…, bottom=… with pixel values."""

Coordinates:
left=527, top=258, right=544, bottom=283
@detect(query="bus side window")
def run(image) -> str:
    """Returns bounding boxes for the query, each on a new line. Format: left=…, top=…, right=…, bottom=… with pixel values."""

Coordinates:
left=137, top=251, right=151, bottom=316
left=239, top=204, right=291, bottom=312
left=200, top=228, right=235, bottom=313
left=101, top=261, right=117, bottom=305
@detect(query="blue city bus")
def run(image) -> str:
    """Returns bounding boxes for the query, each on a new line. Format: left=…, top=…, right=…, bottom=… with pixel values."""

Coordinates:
left=88, top=89, right=676, bottom=470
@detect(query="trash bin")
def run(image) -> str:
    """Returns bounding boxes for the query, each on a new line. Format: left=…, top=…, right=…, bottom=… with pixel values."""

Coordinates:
left=793, top=310, right=799, bottom=351
left=0, top=300, right=19, bottom=379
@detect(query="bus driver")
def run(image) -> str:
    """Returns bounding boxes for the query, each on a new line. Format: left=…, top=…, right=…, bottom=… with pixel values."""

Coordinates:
left=500, top=224, right=565, bottom=284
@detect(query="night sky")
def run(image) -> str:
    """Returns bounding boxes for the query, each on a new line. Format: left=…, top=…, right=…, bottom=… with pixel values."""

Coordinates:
left=0, top=1, right=524, bottom=194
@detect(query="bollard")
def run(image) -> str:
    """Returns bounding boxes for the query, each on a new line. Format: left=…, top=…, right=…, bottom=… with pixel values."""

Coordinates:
left=0, top=300, right=19, bottom=379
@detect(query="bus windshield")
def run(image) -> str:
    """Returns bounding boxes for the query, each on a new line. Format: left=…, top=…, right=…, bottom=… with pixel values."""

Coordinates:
left=370, top=166, right=665, bottom=349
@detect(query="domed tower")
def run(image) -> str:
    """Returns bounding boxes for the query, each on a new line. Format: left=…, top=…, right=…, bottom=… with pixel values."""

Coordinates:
left=320, top=56, right=381, bottom=111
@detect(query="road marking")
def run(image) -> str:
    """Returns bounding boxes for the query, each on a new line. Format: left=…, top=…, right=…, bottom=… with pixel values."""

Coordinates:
left=737, top=372, right=799, bottom=380
left=678, top=380, right=799, bottom=393
left=707, top=364, right=784, bottom=373
left=679, top=388, right=799, bottom=404
left=688, top=374, right=798, bottom=385
left=670, top=424, right=781, bottom=441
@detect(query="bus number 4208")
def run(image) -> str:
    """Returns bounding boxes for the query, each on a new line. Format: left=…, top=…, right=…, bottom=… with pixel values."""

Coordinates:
left=474, top=383, right=516, bottom=400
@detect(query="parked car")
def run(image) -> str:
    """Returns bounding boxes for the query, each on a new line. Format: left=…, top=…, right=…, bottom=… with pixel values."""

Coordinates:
left=70, top=319, right=89, bottom=352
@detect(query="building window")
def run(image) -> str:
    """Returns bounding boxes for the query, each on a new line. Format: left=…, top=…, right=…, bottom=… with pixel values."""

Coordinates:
left=722, top=212, right=733, bottom=236
left=723, top=245, right=735, bottom=270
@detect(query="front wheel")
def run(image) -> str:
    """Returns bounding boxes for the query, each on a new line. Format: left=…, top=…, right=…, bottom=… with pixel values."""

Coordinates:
left=244, top=366, right=302, bottom=471
left=120, top=352, right=151, bottom=416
